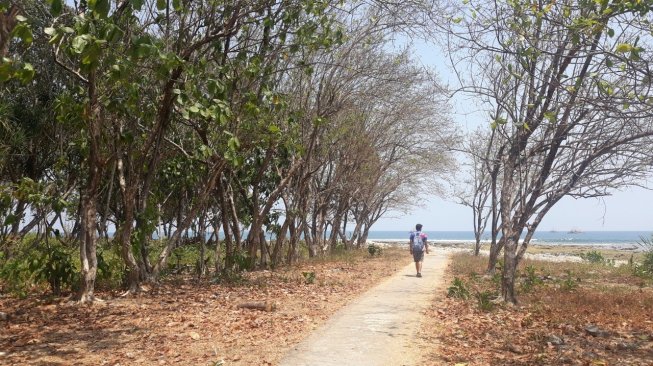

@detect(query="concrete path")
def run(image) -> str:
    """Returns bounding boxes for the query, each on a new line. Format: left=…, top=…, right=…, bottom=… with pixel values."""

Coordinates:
left=279, top=249, right=450, bottom=366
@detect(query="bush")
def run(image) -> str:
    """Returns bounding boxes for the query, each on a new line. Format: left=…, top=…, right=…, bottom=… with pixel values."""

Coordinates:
left=302, top=271, right=316, bottom=284
left=560, top=269, right=579, bottom=291
left=637, top=235, right=653, bottom=276
left=367, top=244, right=383, bottom=257
left=521, top=265, right=543, bottom=293
left=579, top=250, right=614, bottom=266
left=0, top=238, right=77, bottom=296
left=476, top=290, right=497, bottom=311
left=32, top=242, right=76, bottom=296
left=447, top=277, right=470, bottom=299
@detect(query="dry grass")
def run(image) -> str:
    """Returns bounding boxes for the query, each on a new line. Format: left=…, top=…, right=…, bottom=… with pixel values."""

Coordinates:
left=421, top=252, right=653, bottom=365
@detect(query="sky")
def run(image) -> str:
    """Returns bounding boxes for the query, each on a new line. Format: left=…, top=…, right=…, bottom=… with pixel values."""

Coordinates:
left=371, top=37, right=653, bottom=233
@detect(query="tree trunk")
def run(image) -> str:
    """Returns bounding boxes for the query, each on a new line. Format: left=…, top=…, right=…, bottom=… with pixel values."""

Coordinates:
left=501, top=235, right=519, bottom=304
left=287, top=219, right=299, bottom=265
left=116, top=158, right=141, bottom=293
left=487, top=237, right=504, bottom=274
left=0, top=4, right=20, bottom=58
left=76, top=68, right=103, bottom=303
left=271, top=214, right=290, bottom=266
left=10, top=199, right=25, bottom=236
left=151, top=163, right=223, bottom=278
left=217, top=181, right=235, bottom=271
left=198, top=211, right=207, bottom=278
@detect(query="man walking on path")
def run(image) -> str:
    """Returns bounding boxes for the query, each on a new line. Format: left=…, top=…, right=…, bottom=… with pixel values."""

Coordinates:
left=409, top=223, right=428, bottom=277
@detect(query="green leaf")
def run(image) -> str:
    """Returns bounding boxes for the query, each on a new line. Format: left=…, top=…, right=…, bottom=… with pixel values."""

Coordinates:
left=50, top=0, right=63, bottom=16
left=227, top=136, right=240, bottom=151
left=0, top=59, right=14, bottom=82
left=95, top=0, right=111, bottom=18
left=17, top=63, right=35, bottom=84
left=81, top=42, right=102, bottom=65
left=44, top=27, right=56, bottom=35
left=15, top=15, right=28, bottom=22
left=494, top=117, right=507, bottom=125
left=543, top=111, right=556, bottom=122
left=615, top=43, right=632, bottom=53
left=172, top=0, right=182, bottom=11
left=607, top=27, right=615, bottom=37
left=72, top=35, right=90, bottom=54
left=131, top=0, right=145, bottom=10
left=156, top=0, right=166, bottom=11
left=11, top=23, right=33, bottom=46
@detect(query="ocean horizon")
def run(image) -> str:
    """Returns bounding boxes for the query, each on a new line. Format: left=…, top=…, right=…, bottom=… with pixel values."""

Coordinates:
left=365, top=230, right=652, bottom=248
left=151, top=230, right=653, bottom=249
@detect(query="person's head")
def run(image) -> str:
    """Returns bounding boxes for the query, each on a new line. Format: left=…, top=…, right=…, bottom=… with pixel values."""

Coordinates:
left=416, top=223, right=423, bottom=231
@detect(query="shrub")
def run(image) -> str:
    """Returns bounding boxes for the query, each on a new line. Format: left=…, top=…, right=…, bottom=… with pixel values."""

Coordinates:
left=302, top=271, right=316, bottom=284
left=367, top=244, right=383, bottom=257
left=637, top=235, right=653, bottom=275
left=32, top=242, right=76, bottom=296
left=521, top=265, right=543, bottom=293
left=447, top=277, right=470, bottom=299
left=579, top=250, right=615, bottom=266
left=0, top=238, right=77, bottom=296
left=476, top=290, right=497, bottom=311
left=560, top=269, right=579, bottom=291
left=469, top=271, right=480, bottom=282
left=491, top=272, right=502, bottom=286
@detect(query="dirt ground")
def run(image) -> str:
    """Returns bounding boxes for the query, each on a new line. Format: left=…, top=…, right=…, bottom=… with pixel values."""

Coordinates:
left=420, top=252, right=653, bottom=366
left=0, top=248, right=411, bottom=366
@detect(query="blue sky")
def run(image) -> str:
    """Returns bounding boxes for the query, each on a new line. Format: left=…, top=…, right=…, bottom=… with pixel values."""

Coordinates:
left=372, top=38, right=653, bottom=232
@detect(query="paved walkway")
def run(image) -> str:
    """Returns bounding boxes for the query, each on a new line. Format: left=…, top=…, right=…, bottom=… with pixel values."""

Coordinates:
left=279, top=249, right=450, bottom=366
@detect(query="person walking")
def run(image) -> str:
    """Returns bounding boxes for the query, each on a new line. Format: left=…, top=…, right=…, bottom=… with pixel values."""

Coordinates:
left=409, top=224, right=429, bottom=277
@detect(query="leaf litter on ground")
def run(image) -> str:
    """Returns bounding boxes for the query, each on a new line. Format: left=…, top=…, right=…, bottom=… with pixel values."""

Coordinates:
left=0, top=247, right=411, bottom=365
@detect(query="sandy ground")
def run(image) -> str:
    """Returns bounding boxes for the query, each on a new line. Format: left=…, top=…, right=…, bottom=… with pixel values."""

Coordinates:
left=279, top=249, right=450, bottom=366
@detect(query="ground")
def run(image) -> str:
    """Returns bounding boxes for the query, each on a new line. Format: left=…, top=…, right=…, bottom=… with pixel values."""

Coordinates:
left=0, top=247, right=411, bottom=366
left=420, top=251, right=653, bottom=366
left=2, top=244, right=651, bottom=366
left=279, top=250, right=449, bottom=366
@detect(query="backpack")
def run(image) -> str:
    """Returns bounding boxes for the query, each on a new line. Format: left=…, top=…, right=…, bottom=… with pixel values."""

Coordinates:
left=412, top=232, right=424, bottom=252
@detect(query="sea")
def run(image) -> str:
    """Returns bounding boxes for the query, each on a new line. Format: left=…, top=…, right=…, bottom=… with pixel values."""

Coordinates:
left=365, top=230, right=652, bottom=249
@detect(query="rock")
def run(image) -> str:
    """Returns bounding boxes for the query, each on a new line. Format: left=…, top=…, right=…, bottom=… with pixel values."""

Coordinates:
left=547, top=335, right=565, bottom=346
left=507, top=344, right=524, bottom=354
left=616, top=342, right=638, bottom=351
left=0, top=312, right=7, bottom=321
left=189, top=332, right=201, bottom=340
left=582, top=351, right=599, bottom=359
left=584, top=325, right=609, bottom=337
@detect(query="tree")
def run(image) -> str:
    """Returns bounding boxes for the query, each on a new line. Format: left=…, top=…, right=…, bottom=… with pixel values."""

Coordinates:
left=454, top=128, right=495, bottom=256
left=442, top=0, right=653, bottom=303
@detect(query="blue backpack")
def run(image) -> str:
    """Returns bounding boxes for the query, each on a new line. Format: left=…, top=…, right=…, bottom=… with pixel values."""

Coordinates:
left=412, top=232, right=424, bottom=252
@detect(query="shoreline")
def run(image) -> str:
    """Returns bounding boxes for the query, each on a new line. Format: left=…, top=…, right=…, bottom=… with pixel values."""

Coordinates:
left=367, top=240, right=645, bottom=263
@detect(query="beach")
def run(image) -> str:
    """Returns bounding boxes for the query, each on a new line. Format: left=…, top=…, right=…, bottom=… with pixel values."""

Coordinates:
left=366, top=239, right=645, bottom=264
